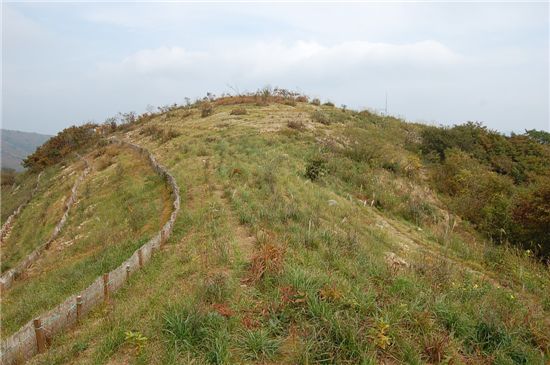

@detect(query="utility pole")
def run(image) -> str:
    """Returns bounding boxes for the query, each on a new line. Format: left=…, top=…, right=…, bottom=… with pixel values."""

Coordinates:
left=385, top=91, right=388, bottom=115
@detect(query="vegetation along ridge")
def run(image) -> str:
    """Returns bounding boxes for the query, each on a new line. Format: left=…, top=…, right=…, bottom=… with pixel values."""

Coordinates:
left=1, top=89, right=548, bottom=365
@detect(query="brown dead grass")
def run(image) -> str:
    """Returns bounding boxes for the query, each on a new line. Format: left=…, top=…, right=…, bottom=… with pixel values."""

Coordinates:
left=244, top=243, right=285, bottom=284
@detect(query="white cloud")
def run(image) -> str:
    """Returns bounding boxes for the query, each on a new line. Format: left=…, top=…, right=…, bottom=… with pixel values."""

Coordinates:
left=2, top=5, right=53, bottom=51
left=109, top=47, right=208, bottom=75
left=2, top=3, right=547, bottom=134
left=99, top=39, right=463, bottom=79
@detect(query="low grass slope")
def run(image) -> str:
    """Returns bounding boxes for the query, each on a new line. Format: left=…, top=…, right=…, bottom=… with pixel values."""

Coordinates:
left=26, top=101, right=549, bottom=365
left=1, top=160, right=85, bottom=272
left=1, top=171, right=39, bottom=225
left=1, top=144, right=171, bottom=337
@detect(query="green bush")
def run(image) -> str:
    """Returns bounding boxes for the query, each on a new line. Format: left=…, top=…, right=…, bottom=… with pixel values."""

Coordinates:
left=305, top=157, right=328, bottom=181
left=510, top=176, right=550, bottom=256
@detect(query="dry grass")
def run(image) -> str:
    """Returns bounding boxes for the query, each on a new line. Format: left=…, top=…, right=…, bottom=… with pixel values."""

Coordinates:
left=9, top=99, right=548, bottom=365
left=230, top=107, right=248, bottom=116
left=245, top=243, right=285, bottom=284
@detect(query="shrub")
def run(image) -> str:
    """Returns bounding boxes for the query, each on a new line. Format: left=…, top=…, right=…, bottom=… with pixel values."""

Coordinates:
left=200, top=101, right=214, bottom=118
left=510, top=175, right=550, bottom=256
left=230, top=107, right=247, bottom=116
left=23, top=123, right=99, bottom=171
left=525, top=129, right=550, bottom=145
left=323, top=101, right=335, bottom=107
left=311, top=111, right=330, bottom=125
left=305, top=157, right=328, bottom=180
left=283, top=99, right=296, bottom=107
left=311, top=98, right=321, bottom=106
left=296, top=95, right=308, bottom=103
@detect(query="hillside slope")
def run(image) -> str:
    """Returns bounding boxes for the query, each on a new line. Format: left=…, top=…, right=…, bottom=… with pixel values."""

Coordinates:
left=1, top=96, right=549, bottom=365
left=1, top=129, right=51, bottom=171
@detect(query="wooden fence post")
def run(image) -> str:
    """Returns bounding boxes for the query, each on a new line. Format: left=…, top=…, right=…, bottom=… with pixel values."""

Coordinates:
left=33, top=318, right=46, bottom=353
left=76, top=295, right=83, bottom=323
left=103, top=273, right=109, bottom=304
left=138, top=249, right=143, bottom=268
left=126, top=264, right=130, bottom=281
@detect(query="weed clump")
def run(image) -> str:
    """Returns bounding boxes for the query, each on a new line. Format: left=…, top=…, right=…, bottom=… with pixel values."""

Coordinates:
left=163, top=305, right=230, bottom=363
left=200, top=101, right=214, bottom=118
left=311, top=110, right=331, bottom=125
left=256, top=87, right=272, bottom=106
left=202, top=271, right=231, bottom=303
left=230, top=107, right=247, bottom=116
left=287, top=120, right=305, bottom=131
left=140, top=126, right=181, bottom=143
left=239, top=329, right=280, bottom=360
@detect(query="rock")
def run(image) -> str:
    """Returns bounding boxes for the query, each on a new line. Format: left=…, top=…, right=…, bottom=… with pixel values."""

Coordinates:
left=328, top=199, right=338, bottom=206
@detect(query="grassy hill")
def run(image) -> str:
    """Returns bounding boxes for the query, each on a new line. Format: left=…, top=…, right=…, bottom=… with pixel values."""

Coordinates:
left=1, top=129, right=52, bottom=171
left=1, top=93, right=549, bottom=365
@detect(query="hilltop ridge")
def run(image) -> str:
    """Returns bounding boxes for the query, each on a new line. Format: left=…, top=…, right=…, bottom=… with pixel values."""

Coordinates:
left=1, top=91, right=549, bottom=365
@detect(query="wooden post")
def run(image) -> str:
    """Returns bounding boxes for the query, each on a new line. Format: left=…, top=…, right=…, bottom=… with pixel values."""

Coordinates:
left=76, top=295, right=83, bottom=323
left=138, top=249, right=143, bottom=268
left=103, top=273, right=109, bottom=303
left=33, top=318, right=46, bottom=353
left=126, top=264, right=130, bottom=281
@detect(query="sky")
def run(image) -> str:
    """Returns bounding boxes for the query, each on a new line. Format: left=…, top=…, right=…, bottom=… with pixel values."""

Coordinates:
left=2, top=1, right=549, bottom=135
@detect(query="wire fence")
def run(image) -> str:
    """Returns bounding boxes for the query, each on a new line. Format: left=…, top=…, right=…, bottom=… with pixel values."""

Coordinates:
left=0, top=139, right=180, bottom=365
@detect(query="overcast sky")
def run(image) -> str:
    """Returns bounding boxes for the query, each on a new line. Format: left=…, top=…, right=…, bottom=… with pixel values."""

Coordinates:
left=2, top=1, right=549, bottom=135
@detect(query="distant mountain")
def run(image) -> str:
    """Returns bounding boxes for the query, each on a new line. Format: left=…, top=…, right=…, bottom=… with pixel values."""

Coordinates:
left=1, top=129, right=52, bottom=171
